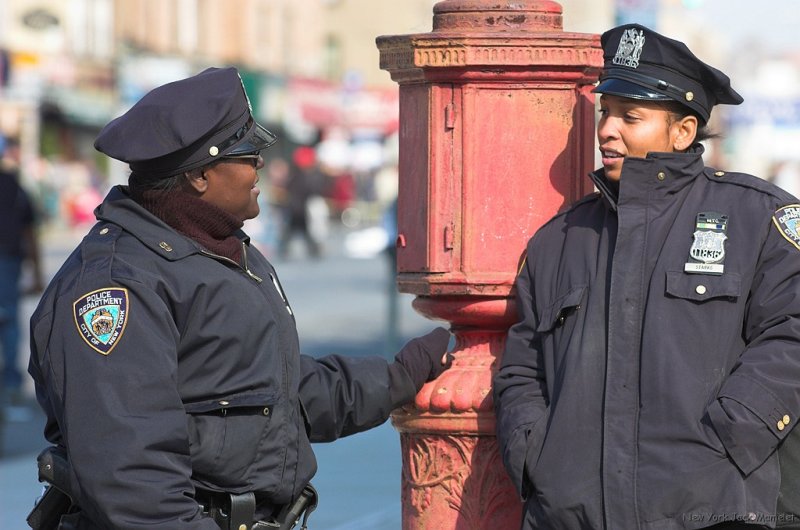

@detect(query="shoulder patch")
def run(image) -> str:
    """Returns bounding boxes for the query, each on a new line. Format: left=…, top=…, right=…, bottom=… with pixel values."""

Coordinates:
left=772, top=205, right=800, bottom=251
left=73, top=288, right=129, bottom=355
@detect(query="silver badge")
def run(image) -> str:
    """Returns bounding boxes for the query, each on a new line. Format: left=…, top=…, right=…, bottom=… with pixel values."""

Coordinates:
left=613, top=28, right=645, bottom=69
left=689, top=230, right=727, bottom=263
left=685, top=212, right=728, bottom=275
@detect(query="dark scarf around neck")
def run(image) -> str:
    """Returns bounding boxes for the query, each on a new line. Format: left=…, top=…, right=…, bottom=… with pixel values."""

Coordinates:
left=136, top=189, right=245, bottom=263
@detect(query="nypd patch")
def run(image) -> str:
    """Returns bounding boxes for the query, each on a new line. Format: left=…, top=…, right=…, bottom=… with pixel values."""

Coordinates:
left=73, top=288, right=129, bottom=355
left=773, top=204, right=800, bottom=251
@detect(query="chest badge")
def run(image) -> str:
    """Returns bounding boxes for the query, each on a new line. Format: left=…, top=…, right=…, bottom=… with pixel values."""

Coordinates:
left=685, top=212, right=728, bottom=275
left=73, top=287, right=129, bottom=355
left=773, top=204, right=800, bottom=251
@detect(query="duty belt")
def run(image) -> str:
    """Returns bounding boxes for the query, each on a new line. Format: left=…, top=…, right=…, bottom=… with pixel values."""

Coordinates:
left=197, top=484, right=318, bottom=530
left=26, top=446, right=318, bottom=530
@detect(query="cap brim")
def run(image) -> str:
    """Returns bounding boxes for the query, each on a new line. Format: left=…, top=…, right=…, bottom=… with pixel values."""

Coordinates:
left=227, top=122, right=278, bottom=155
left=592, top=78, right=672, bottom=101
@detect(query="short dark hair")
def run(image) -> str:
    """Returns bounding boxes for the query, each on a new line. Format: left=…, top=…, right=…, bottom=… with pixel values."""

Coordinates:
left=128, top=170, right=189, bottom=200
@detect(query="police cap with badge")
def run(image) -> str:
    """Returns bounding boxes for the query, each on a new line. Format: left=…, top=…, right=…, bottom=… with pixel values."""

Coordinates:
left=592, top=23, right=743, bottom=123
left=94, top=67, right=277, bottom=178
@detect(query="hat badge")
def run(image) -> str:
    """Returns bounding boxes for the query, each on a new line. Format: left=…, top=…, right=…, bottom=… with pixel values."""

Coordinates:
left=613, top=28, right=645, bottom=69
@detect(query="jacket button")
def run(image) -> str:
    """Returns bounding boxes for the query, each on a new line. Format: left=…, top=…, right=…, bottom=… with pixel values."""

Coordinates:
left=784, top=414, right=791, bottom=425
left=778, top=420, right=786, bottom=431
left=714, top=171, right=725, bottom=177
left=99, top=227, right=109, bottom=235
left=657, top=172, right=666, bottom=181
left=219, top=400, right=229, bottom=406
left=238, top=525, right=247, bottom=530
left=695, top=285, right=707, bottom=295
left=159, top=241, right=173, bottom=252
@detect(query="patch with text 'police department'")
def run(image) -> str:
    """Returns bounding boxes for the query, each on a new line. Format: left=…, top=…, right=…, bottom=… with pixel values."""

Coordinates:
left=773, top=205, right=800, bottom=251
left=73, top=288, right=129, bottom=355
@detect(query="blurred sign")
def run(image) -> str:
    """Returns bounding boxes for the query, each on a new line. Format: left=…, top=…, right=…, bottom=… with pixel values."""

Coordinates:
left=728, top=97, right=800, bottom=127
left=285, top=77, right=399, bottom=136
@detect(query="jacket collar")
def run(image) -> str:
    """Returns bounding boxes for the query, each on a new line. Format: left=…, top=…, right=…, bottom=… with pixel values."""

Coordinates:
left=590, top=144, right=706, bottom=211
left=94, top=185, right=250, bottom=262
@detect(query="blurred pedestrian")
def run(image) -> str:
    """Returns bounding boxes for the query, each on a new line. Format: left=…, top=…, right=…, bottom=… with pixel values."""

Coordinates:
left=382, top=198, right=400, bottom=352
left=278, top=146, right=325, bottom=259
left=495, top=24, right=800, bottom=529
left=768, top=160, right=800, bottom=198
left=0, top=136, right=43, bottom=404
left=27, top=67, right=452, bottom=530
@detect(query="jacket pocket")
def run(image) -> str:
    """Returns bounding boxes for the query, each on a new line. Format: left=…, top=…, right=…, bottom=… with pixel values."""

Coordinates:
left=186, top=393, right=278, bottom=486
left=536, top=285, right=587, bottom=333
left=523, top=410, right=550, bottom=498
left=665, top=271, right=741, bottom=302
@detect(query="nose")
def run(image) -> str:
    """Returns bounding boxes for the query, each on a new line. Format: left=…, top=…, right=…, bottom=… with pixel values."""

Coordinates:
left=596, top=115, right=619, bottom=143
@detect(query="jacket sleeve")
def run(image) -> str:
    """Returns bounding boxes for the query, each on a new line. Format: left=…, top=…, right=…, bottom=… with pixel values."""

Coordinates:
left=298, top=353, right=415, bottom=442
left=707, top=212, right=800, bottom=475
left=493, top=245, right=550, bottom=499
left=30, top=276, right=217, bottom=529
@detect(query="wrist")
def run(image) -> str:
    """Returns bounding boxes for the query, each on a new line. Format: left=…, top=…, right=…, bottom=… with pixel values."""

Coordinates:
left=388, top=361, right=419, bottom=408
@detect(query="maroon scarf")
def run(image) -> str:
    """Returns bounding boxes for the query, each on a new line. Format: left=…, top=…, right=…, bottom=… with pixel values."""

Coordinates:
left=136, top=190, right=244, bottom=263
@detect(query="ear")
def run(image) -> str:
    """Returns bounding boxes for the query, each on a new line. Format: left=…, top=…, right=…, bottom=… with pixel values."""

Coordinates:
left=183, top=169, right=208, bottom=194
left=672, top=114, right=698, bottom=151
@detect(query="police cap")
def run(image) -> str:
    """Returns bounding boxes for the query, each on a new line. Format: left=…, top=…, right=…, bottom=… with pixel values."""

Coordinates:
left=593, top=24, right=743, bottom=123
left=94, top=67, right=277, bottom=178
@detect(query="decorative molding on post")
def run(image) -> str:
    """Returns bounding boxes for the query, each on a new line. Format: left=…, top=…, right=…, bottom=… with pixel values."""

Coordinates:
left=378, top=1, right=602, bottom=527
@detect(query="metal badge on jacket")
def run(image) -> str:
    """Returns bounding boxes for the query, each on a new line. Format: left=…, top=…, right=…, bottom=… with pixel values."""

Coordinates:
left=685, top=212, right=728, bottom=275
left=73, top=287, right=129, bottom=355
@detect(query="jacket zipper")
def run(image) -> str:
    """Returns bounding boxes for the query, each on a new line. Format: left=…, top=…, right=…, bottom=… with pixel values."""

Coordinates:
left=199, top=245, right=263, bottom=283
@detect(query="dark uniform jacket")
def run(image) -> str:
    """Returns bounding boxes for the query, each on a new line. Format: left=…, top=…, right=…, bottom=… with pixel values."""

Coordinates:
left=494, top=145, right=800, bottom=529
left=28, top=186, right=414, bottom=529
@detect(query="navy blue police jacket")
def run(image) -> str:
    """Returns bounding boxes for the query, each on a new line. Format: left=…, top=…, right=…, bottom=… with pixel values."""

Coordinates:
left=494, top=145, right=800, bottom=529
left=28, top=186, right=415, bottom=529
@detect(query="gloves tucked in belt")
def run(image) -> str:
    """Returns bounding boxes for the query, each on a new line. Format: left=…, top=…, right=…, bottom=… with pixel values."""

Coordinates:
left=388, top=327, right=452, bottom=407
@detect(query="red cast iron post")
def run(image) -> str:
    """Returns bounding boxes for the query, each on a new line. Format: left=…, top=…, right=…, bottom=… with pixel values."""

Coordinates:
left=377, top=2, right=602, bottom=528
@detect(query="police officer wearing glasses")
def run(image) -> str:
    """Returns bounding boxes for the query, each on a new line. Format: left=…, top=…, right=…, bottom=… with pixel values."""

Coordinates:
left=27, top=67, right=452, bottom=530
left=495, top=25, right=800, bottom=529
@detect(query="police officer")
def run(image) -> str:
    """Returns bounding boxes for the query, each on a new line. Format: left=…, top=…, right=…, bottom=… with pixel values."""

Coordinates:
left=27, top=67, right=452, bottom=529
left=494, top=24, right=800, bottom=529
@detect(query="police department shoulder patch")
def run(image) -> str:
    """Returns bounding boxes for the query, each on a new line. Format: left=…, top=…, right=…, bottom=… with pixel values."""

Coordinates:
left=73, top=287, right=129, bottom=355
left=773, top=204, right=800, bottom=251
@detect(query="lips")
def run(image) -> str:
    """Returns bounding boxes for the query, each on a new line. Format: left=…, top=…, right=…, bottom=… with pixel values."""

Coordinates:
left=601, top=148, right=623, bottom=159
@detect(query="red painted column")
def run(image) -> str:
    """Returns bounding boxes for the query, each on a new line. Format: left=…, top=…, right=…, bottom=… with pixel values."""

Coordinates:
left=377, top=2, right=602, bottom=528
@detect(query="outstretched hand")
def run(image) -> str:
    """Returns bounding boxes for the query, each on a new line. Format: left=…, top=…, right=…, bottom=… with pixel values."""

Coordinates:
left=394, top=327, right=452, bottom=391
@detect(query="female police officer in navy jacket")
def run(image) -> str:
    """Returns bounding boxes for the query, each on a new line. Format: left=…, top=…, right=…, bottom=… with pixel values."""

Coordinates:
left=27, top=67, right=451, bottom=529
left=495, top=24, right=800, bottom=529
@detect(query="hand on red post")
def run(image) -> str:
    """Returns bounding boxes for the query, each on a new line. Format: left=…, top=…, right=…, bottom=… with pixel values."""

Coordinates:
left=394, top=327, right=453, bottom=391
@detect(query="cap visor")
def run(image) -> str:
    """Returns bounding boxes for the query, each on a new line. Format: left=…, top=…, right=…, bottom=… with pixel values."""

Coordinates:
left=228, top=123, right=278, bottom=155
left=592, top=78, right=672, bottom=101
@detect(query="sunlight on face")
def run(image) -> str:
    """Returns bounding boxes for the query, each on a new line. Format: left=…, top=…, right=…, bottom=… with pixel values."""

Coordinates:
left=597, top=95, right=687, bottom=182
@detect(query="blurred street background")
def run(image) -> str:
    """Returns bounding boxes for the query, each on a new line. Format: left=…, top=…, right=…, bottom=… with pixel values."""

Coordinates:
left=1, top=0, right=799, bottom=528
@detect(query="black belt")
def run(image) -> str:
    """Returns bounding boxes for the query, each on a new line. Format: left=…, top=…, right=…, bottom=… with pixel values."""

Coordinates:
left=197, top=484, right=318, bottom=530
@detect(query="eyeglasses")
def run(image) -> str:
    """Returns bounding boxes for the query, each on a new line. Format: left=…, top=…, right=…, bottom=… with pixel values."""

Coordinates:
left=221, top=151, right=261, bottom=168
